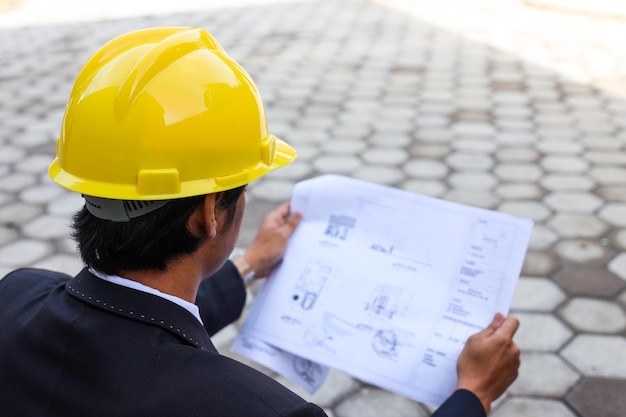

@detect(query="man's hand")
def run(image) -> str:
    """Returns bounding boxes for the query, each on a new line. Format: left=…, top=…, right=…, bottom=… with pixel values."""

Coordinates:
left=455, top=313, right=521, bottom=414
left=242, top=202, right=302, bottom=279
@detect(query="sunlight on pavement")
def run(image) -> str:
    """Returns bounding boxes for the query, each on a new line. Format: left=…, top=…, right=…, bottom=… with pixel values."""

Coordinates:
left=0, top=0, right=303, bottom=28
left=374, top=0, right=626, bottom=98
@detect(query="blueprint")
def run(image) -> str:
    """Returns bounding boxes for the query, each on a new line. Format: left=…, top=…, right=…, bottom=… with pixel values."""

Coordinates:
left=231, top=334, right=329, bottom=393
left=234, top=175, right=533, bottom=406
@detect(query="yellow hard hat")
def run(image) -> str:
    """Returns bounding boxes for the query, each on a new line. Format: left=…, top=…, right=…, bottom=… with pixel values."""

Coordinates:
left=49, top=27, right=296, bottom=201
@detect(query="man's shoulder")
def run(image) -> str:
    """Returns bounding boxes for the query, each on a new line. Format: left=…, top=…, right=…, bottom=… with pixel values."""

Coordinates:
left=1, top=267, right=74, bottom=290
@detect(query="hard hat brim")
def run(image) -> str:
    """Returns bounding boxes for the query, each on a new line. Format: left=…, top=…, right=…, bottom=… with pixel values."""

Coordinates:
left=49, top=135, right=297, bottom=201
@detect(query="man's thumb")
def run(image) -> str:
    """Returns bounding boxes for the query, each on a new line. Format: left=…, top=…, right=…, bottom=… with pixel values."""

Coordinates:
left=487, top=313, right=506, bottom=332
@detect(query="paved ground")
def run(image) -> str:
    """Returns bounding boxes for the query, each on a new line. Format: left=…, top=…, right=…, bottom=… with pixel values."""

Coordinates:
left=1, top=0, right=626, bottom=416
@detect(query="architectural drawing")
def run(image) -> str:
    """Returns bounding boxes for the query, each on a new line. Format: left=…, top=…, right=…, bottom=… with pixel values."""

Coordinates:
left=324, top=214, right=355, bottom=240
left=291, top=260, right=333, bottom=311
left=293, top=357, right=327, bottom=387
left=237, top=175, right=533, bottom=406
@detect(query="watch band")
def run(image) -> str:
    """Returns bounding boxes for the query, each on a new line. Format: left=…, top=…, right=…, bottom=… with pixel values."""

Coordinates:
left=233, top=256, right=256, bottom=285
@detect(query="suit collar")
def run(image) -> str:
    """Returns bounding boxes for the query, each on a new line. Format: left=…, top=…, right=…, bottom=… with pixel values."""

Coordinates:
left=66, top=268, right=216, bottom=352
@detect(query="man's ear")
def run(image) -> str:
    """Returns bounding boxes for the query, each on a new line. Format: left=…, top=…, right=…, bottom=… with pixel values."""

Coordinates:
left=188, top=194, right=218, bottom=239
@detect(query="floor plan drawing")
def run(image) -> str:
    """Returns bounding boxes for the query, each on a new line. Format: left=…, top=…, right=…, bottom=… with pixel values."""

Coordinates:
left=324, top=214, right=355, bottom=241
left=290, top=260, right=333, bottom=311
left=364, top=282, right=420, bottom=323
left=236, top=175, right=533, bottom=406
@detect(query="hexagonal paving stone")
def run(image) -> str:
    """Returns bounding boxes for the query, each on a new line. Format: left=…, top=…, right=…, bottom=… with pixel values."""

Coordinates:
left=286, top=130, right=328, bottom=145
left=0, top=202, right=44, bottom=225
left=613, top=230, right=626, bottom=250
left=536, top=141, right=582, bottom=154
left=332, top=124, right=371, bottom=140
left=452, top=138, right=497, bottom=152
left=581, top=136, right=623, bottom=149
left=544, top=191, right=604, bottom=213
left=618, top=287, right=626, bottom=308
left=0, top=239, right=51, bottom=267
left=0, top=145, right=26, bottom=164
left=494, top=147, right=538, bottom=162
left=585, top=151, right=626, bottom=165
left=249, top=179, right=296, bottom=202
left=292, top=145, right=321, bottom=161
left=19, top=183, right=66, bottom=204
left=361, top=148, right=408, bottom=165
left=265, top=162, right=313, bottom=181
left=497, top=201, right=551, bottom=221
left=548, top=214, right=609, bottom=238
left=521, top=251, right=559, bottom=277
left=47, top=193, right=84, bottom=216
left=566, top=377, right=626, bottom=417
left=554, top=267, right=626, bottom=297
left=334, top=388, right=427, bottom=417
left=495, top=183, right=543, bottom=199
left=413, top=128, right=454, bottom=144
left=445, top=152, right=494, bottom=171
left=23, top=215, right=71, bottom=240
left=353, top=166, right=404, bottom=185
left=540, top=175, right=595, bottom=191
left=403, top=159, right=448, bottom=179
left=511, top=277, right=566, bottom=311
left=313, top=156, right=362, bottom=174
left=559, top=297, right=626, bottom=333
left=399, top=180, right=446, bottom=198
left=511, top=312, right=572, bottom=351
left=416, top=115, right=449, bottom=129
left=448, top=172, right=497, bottom=189
left=14, top=125, right=56, bottom=148
left=491, top=397, right=577, bottom=417
left=451, top=121, right=495, bottom=137
left=369, top=133, right=412, bottom=147
left=32, top=254, right=84, bottom=276
left=527, top=224, right=559, bottom=250
left=562, top=335, right=626, bottom=378
left=589, top=167, right=626, bottom=185
left=541, top=156, right=589, bottom=174
left=494, top=164, right=543, bottom=182
left=509, top=353, right=580, bottom=396
left=596, top=186, right=626, bottom=202
left=599, top=204, right=626, bottom=227
left=408, top=144, right=450, bottom=160
left=497, top=132, right=537, bottom=146
left=15, top=154, right=53, bottom=174
left=608, top=253, right=626, bottom=281
left=0, top=191, right=10, bottom=208
left=322, top=139, right=367, bottom=154
left=554, top=240, right=612, bottom=264
left=443, top=189, right=499, bottom=209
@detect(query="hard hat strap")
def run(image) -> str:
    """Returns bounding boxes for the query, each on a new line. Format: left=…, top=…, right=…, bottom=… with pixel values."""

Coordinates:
left=83, top=195, right=169, bottom=222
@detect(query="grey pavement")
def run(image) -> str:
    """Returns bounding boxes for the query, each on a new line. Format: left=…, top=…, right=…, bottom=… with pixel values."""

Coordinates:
left=1, top=0, right=626, bottom=416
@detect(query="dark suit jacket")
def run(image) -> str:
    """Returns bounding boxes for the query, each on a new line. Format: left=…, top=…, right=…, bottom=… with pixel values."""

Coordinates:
left=0, top=264, right=485, bottom=417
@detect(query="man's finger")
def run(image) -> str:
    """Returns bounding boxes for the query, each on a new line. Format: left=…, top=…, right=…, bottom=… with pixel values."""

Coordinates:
left=494, top=316, right=520, bottom=338
left=286, top=211, right=302, bottom=229
left=467, top=314, right=504, bottom=341
left=274, top=202, right=291, bottom=218
left=482, top=313, right=506, bottom=334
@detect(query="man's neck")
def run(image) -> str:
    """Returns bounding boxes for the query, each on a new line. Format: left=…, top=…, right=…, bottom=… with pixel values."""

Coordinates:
left=123, top=260, right=201, bottom=303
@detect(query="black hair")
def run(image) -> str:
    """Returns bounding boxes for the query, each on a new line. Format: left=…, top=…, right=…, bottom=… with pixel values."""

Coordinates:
left=72, top=186, right=245, bottom=276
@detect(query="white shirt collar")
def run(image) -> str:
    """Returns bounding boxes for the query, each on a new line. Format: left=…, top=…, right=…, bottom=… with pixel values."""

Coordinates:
left=88, top=267, right=203, bottom=325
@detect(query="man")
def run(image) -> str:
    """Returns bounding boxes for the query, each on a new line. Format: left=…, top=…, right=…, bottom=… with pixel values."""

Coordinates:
left=0, top=27, right=519, bottom=416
